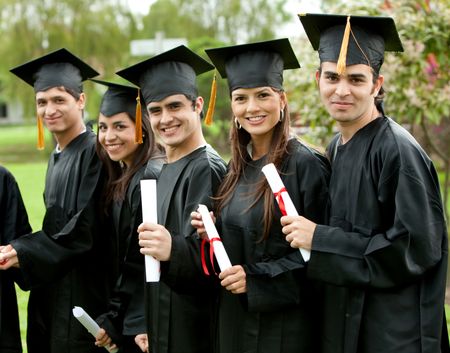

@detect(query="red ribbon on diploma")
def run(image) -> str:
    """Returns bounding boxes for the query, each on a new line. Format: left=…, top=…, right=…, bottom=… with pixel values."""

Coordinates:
left=201, top=237, right=223, bottom=276
left=273, top=187, right=287, bottom=216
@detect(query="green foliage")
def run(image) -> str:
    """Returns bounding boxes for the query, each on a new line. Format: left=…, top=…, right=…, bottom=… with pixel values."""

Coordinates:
left=142, top=0, right=289, bottom=44
left=289, top=0, right=450, bottom=149
left=0, top=0, right=138, bottom=119
left=0, top=0, right=290, bottom=158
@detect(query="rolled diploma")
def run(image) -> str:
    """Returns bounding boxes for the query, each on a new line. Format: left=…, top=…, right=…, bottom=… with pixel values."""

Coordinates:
left=140, top=179, right=160, bottom=282
left=72, top=306, right=118, bottom=353
left=261, top=163, right=311, bottom=262
left=198, top=204, right=232, bottom=272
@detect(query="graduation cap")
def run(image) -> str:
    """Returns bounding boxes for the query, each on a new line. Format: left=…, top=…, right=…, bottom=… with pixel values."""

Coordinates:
left=10, top=48, right=99, bottom=93
left=205, top=38, right=300, bottom=93
left=91, top=79, right=144, bottom=144
left=298, top=13, right=403, bottom=75
left=10, top=48, right=99, bottom=150
left=116, top=45, right=214, bottom=104
left=116, top=45, right=215, bottom=125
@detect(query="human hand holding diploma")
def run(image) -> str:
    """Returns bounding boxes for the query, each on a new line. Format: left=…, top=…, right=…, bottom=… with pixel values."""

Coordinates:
left=72, top=306, right=118, bottom=353
left=197, top=204, right=232, bottom=272
left=140, top=179, right=160, bottom=282
left=261, top=163, right=311, bottom=262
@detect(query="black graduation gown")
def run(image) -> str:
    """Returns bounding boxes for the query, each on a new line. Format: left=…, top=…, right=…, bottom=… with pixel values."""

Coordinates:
left=96, top=159, right=163, bottom=353
left=214, top=138, right=330, bottom=353
left=146, top=145, right=226, bottom=353
left=0, top=166, right=32, bottom=353
left=308, top=117, right=448, bottom=353
left=10, top=130, right=115, bottom=353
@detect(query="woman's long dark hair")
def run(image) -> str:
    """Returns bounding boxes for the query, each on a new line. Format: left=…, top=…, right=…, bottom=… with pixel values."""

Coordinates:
left=215, top=88, right=291, bottom=240
left=96, top=111, right=164, bottom=211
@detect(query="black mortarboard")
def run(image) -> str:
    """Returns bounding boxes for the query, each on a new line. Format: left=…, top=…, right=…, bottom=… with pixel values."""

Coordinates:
left=91, top=79, right=144, bottom=144
left=205, top=38, right=300, bottom=92
left=10, top=48, right=99, bottom=93
left=298, top=13, right=403, bottom=74
left=91, top=79, right=140, bottom=118
left=116, top=45, right=214, bottom=104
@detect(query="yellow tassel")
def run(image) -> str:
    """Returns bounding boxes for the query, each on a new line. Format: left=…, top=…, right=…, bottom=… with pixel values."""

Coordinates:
left=135, top=89, right=143, bottom=144
left=37, top=113, right=45, bottom=150
left=336, top=16, right=351, bottom=75
left=204, top=71, right=217, bottom=126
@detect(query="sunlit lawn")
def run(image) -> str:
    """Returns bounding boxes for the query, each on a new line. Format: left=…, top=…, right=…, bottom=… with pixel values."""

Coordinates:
left=1, top=125, right=449, bottom=352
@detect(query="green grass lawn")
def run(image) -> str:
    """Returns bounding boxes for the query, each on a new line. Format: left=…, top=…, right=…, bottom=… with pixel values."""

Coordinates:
left=1, top=124, right=449, bottom=352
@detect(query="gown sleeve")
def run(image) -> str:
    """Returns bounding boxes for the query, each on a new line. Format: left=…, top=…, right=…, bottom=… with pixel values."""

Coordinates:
left=309, top=139, right=447, bottom=289
left=11, top=143, right=103, bottom=288
left=0, top=167, right=32, bottom=289
left=162, top=156, right=226, bottom=292
left=243, top=147, right=330, bottom=312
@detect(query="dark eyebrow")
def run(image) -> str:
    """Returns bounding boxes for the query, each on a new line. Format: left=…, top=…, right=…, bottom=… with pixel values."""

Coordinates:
left=167, top=100, right=183, bottom=108
left=323, top=71, right=339, bottom=77
left=148, top=106, right=161, bottom=113
left=50, top=95, right=67, bottom=101
left=323, top=71, right=368, bottom=80
left=347, top=73, right=368, bottom=80
left=112, top=120, right=127, bottom=125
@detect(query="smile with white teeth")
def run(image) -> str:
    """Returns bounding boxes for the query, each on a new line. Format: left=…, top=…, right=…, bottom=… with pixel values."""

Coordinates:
left=246, top=115, right=265, bottom=122
left=162, top=126, right=178, bottom=133
left=105, top=144, right=122, bottom=151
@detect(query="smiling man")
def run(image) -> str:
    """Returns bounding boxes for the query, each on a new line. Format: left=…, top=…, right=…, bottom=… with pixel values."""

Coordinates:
left=1, top=49, right=115, bottom=353
left=280, top=14, right=449, bottom=353
left=117, top=45, right=227, bottom=353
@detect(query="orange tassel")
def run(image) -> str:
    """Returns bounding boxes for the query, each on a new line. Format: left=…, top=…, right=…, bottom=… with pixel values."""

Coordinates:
left=336, top=16, right=351, bottom=75
left=204, top=72, right=217, bottom=126
left=37, top=113, right=45, bottom=150
left=135, top=89, right=143, bottom=144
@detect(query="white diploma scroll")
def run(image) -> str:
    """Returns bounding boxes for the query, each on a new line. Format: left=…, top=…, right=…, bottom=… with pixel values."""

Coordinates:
left=72, top=306, right=118, bottom=353
left=261, top=163, right=311, bottom=262
left=198, top=204, right=232, bottom=272
left=140, top=179, right=160, bottom=282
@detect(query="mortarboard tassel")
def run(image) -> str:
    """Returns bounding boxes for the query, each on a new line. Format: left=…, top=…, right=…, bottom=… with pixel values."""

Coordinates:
left=204, top=71, right=217, bottom=126
left=336, top=16, right=351, bottom=75
left=135, top=89, right=143, bottom=144
left=36, top=112, right=45, bottom=150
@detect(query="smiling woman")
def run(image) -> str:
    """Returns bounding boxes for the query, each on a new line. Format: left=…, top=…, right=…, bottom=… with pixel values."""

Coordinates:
left=98, top=112, right=139, bottom=167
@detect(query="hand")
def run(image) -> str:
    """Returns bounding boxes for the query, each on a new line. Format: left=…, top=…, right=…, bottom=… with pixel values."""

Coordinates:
left=95, top=328, right=117, bottom=351
left=281, top=215, right=316, bottom=250
left=0, top=244, right=19, bottom=269
left=138, top=222, right=172, bottom=261
left=219, top=265, right=247, bottom=294
left=135, top=333, right=149, bottom=352
left=190, top=209, right=215, bottom=240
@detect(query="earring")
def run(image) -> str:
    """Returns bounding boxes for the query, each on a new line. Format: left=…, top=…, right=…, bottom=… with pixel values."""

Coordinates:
left=279, top=109, right=285, bottom=122
left=234, top=117, right=242, bottom=130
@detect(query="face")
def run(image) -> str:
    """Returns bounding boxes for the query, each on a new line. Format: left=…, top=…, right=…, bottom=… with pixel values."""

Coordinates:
left=147, top=94, right=203, bottom=151
left=36, top=86, right=85, bottom=134
left=98, top=112, right=139, bottom=167
left=231, top=86, right=286, bottom=141
left=316, top=62, right=383, bottom=127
